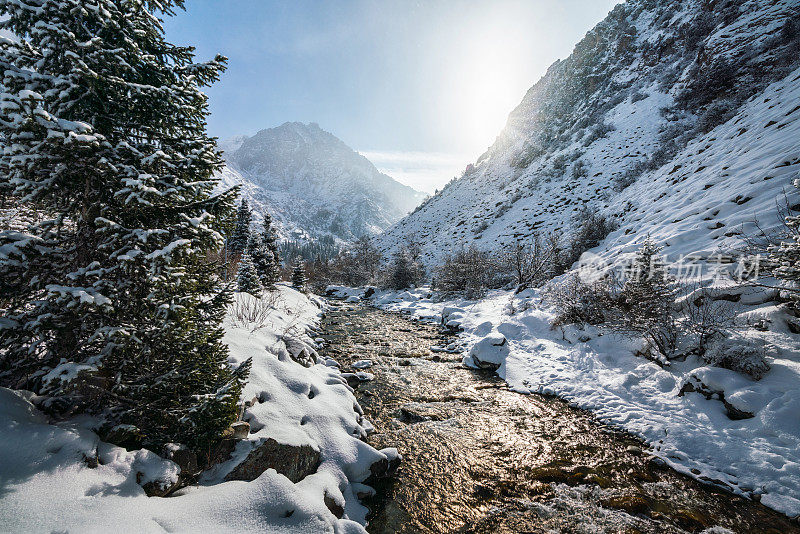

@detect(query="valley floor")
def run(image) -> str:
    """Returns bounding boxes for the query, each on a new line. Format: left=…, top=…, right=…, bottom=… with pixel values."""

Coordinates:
left=328, top=285, right=800, bottom=520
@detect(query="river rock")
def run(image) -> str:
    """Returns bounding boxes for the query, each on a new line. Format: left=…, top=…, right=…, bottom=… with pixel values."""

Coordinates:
left=679, top=375, right=755, bottom=420
left=224, top=438, right=321, bottom=483
left=467, top=333, right=509, bottom=370
left=364, top=447, right=402, bottom=486
left=282, top=337, right=317, bottom=367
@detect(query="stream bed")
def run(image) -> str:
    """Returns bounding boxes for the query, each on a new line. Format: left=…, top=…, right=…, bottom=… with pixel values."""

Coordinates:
left=319, top=300, right=799, bottom=533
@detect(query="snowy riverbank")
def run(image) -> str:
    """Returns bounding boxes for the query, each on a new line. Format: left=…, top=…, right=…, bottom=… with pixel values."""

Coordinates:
left=328, top=284, right=800, bottom=518
left=0, top=284, right=387, bottom=532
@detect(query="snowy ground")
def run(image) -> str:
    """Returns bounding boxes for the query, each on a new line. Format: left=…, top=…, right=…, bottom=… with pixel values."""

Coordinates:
left=0, top=284, right=387, bottom=533
left=328, top=284, right=800, bottom=519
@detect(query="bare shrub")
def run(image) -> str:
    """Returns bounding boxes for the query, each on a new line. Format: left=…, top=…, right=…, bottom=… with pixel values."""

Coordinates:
left=500, top=233, right=559, bottom=290
left=228, top=291, right=281, bottom=331
left=547, top=273, right=612, bottom=327
left=678, top=285, right=736, bottom=352
left=434, top=246, right=494, bottom=298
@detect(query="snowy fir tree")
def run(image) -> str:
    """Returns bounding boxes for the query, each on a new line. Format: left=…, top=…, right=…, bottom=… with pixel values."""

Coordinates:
left=261, top=210, right=280, bottom=266
left=247, top=233, right=278, bottom=289
left=0, top=0, right=248, bottom=451
left=291, top=261, right=308, bottom=291
left=229, top=198, right=252, bottom=253
left=237, top=253, right=263, bottom=297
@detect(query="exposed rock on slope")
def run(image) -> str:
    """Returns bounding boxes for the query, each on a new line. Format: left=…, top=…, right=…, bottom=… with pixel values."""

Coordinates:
left=218, top=122, right=426, bottom=243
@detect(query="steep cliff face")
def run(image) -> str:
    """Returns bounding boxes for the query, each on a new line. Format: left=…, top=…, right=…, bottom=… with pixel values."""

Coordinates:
left=218, top=122, right=426, bottom=243
left=377, top=0, right=800, bottom=265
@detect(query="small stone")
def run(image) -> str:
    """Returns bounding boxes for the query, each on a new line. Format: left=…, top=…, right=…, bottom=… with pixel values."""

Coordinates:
left=163, top=443, right=198, bottom=476
left=324, top=492, right=344, bottom=518
left=231, top=421, right=251, bottom=439
left=138, top=471, right=180, bottom=498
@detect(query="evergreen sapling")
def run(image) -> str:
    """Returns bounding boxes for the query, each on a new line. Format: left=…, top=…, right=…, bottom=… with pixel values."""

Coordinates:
left=237, top=253, right=263, bottom=297
left=291, top=261, right=308, bottom=291
left=229, top=198, right=252, bottom=253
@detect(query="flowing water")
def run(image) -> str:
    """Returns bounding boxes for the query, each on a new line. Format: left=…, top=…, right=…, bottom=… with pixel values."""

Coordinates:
left=319, top=300, right=799, bottom=534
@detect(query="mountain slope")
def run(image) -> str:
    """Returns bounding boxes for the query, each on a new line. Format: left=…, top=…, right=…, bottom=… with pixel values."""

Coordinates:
left=377, top=0, right=800, bottom=265
left=218, top=122, right=426, bottom=243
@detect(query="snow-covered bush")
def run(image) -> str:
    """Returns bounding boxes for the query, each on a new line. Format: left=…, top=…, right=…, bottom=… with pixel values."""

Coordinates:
left=695, top=98, right=739, bottom=134
left=611, top=239, right=679, bottom=360
left=703, top=338, right=771, bottom=381
left=571, top=160, right=589, bottom=179
left=614, top=160, right=648, bottom=191
left=548, top=273, right=611, bottom=327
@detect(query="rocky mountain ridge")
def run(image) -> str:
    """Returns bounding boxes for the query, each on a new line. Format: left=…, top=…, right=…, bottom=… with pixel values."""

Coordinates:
left=218, top=122, right=426, bottom=244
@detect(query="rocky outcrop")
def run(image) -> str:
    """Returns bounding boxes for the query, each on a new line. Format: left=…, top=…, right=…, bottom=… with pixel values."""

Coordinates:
left=225, top=438, right=321, bottom=483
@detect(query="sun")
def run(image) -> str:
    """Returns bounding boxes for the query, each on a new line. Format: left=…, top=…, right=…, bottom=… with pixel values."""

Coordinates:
left=441, top=24, right=532, bottom=156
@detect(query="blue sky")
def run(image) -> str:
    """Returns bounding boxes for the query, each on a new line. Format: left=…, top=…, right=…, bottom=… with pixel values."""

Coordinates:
left=164, top=0, right=621, bottom=193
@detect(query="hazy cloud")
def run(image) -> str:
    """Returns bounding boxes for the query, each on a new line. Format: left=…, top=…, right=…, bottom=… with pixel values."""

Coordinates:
left=361, top=150, right=473, bottom=194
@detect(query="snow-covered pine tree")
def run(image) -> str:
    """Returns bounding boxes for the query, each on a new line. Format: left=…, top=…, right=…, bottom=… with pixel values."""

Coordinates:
left=291, top=261, right=308, bottom=291
left=229, top=198, right=252, bottom=253
left=237, top=253, right=263, bottom=297
left=261, top=211, right=280, bottom=266
left=247, top=233, right=278, bottom=289
left=0, top=0, right=248, bottom=451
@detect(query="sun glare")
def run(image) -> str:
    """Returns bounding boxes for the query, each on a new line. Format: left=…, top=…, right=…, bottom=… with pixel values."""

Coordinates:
left=439, top=19, right=533, bottom=157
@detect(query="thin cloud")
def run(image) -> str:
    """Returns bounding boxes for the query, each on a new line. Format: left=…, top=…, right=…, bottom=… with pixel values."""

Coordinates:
left=361, top=150, right=472, bottom=194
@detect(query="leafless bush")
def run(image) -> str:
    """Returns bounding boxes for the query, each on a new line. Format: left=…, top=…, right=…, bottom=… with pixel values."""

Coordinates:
left=547, top=273, right=613, bottom=327
left=678, top=285, right=737, bottom=352
left=434, top=245, right=494, bottom=298
left=500, top=233, right=559, bottom=290
left=228, top=291, right=281, bottom=331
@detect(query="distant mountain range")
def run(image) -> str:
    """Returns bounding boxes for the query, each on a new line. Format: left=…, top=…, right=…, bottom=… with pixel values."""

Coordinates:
left=217, top=122, right=427, bottom=244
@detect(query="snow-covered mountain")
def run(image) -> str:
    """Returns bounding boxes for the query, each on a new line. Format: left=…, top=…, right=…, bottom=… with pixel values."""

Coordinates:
left=217, top=122, right=426, bottom=243
left=377, top=0, right=800, bottom=266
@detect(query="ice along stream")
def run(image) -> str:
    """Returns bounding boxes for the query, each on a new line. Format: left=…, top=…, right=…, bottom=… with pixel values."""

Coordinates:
left=319, top=299, right=799, bottom=533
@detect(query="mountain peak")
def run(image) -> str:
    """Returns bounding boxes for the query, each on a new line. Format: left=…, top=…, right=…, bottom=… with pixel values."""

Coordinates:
left=218, top=123, right=426, bottom=243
